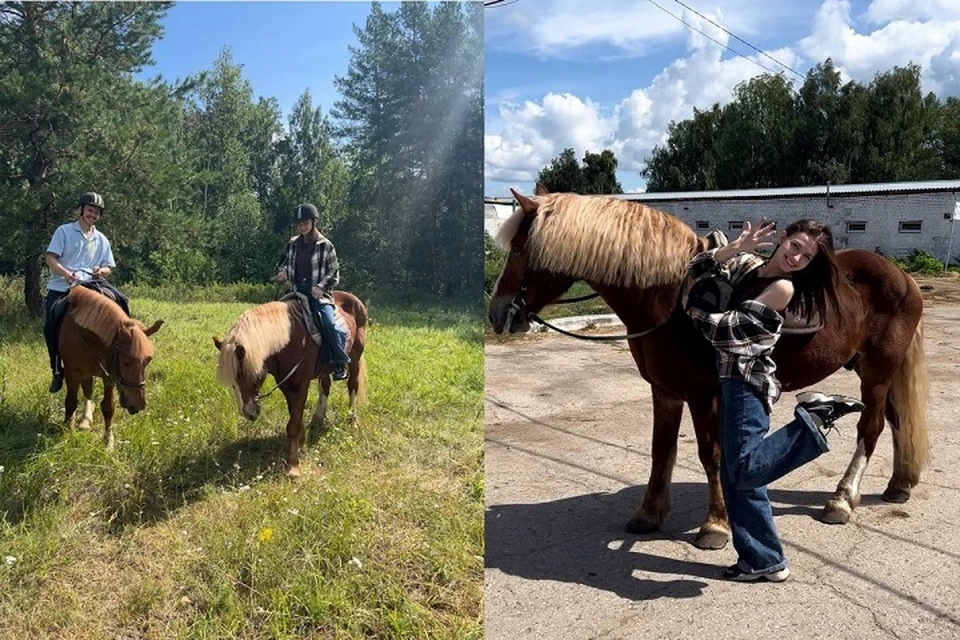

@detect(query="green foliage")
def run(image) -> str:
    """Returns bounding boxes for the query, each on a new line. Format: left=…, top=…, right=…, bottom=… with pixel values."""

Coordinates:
left=643, top=58, right=956, bottom=192
left=538, top=147, right=624, bottom=194
left=1, top=3, right=483, bottom=313
left=891, top=250, right=947, bottom=275
left=333, top=2, right=483, bottom=298
left=484, top=233, right=506, bottom=295
left=0, top=281, right=482, bottom=637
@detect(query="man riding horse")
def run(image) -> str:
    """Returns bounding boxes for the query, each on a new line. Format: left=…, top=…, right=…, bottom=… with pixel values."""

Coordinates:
left=44, top=192, right=130, bottom=393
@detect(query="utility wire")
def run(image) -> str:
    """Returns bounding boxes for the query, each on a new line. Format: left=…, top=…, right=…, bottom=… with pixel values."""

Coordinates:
left=644, top=0, right=791, bottom=78
left=671, top=0, right=805, bottom=79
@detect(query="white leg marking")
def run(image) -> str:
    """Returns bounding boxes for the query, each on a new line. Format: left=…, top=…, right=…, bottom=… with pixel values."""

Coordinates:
left=78, top=399, right=95, bottom=430
left=313, top=392, right=328, bottom=425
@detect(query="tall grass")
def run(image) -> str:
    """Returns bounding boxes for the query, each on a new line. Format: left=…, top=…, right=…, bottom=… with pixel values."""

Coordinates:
left=0, top=277, right=482, bottom=639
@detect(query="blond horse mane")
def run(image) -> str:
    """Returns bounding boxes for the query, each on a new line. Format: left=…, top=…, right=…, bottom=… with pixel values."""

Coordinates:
left=69, top=286, right=152, bottom=358
left=216, top=301, right=293, bottom=386
left=498, top=193, right=699, bottom=288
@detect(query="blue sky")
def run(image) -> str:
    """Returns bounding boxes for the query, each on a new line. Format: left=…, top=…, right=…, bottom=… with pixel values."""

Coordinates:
left=138, top=2, right=379, bottom=122
left=485, top=0, right=960, bottom=196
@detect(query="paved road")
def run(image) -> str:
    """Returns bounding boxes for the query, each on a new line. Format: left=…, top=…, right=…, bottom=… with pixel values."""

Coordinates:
left=485, top=305, right=960, bottom=640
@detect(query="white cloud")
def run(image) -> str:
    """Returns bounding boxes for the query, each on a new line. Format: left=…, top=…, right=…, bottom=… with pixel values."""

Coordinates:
left=486, top=26, right=802, bottom=183
left=865, top=0, right=960, bottom=24
left=485, top=0, right=960, bottom=189
left=485, top=0, right=808, bottom=58
left=484, top=93, right=614, bottom=182
left=801, top=0, right=960, bottom=89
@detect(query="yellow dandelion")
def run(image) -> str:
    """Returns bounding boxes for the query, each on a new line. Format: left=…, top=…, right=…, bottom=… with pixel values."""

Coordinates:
left=257, top=527, right=274, bottom=543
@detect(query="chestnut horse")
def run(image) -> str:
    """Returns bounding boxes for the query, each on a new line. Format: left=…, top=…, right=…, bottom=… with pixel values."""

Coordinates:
left=213, top=290, right=368, bottom=477
left=489, top=186, right=929, bottom=549
left=59, top=286, right=163, bottom=448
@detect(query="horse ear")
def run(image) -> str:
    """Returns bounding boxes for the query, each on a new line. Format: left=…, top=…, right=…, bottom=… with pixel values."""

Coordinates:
left=236, top=344, right=246, bottom=361
left=144, top=319, right=164, bottom=336
left=510, top=188, right=539, bottom=216
left=213, top=336, right=223, bottom=351
left=535, top=182, right=550, bottom=196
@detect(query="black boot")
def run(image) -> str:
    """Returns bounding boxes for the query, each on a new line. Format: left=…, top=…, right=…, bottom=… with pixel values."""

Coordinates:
left=49, top=370, right=64, bottom=393
left=332, top=363, right=348, bottom=381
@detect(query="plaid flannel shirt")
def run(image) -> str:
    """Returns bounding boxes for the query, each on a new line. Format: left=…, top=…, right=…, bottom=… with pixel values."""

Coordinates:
left=277, top=233, right=340, bottom=305
left=685, top=248, right=784, bottom=413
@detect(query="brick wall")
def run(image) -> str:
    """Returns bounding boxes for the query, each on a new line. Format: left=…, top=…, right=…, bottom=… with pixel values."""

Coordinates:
left=635, top=191, right=960, bottom=263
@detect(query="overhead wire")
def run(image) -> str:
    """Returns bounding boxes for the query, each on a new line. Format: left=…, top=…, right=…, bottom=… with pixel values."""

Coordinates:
left=644, top=0, right=799, bottom=79
left=671, top=0, right=805, bottom=79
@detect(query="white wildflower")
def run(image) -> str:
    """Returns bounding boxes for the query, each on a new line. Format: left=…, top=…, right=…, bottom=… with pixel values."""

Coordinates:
left=348, top=557, right=362, bottom=569
left=286, top=508, right=300, bottom=516
left=4, top=556, right=16, bottom=566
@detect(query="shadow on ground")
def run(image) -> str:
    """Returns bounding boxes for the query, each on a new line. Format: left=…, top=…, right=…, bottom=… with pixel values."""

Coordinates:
left=485, top=482, right=840, bottom=601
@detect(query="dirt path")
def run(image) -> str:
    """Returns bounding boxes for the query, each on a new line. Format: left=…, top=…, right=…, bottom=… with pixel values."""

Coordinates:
left=484, top=301, right=960, bottom=640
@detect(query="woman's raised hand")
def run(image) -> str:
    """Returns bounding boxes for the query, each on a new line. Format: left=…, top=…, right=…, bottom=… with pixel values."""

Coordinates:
left=733, top=218, right=777, bottom=254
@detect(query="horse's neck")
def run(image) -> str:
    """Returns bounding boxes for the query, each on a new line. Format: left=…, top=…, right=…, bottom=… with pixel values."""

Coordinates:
left=589, top=280, right=683, bottom=332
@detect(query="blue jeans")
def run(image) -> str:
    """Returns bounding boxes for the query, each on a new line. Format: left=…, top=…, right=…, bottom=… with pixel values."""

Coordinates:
left=294, top=285, right=350, bottom=367
left=720, top=378, right=828, bottom=574
left=315, top=303, right=350, bottom=366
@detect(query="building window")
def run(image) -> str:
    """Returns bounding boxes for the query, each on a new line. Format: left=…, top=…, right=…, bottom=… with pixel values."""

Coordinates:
left=899, top=221, right=922, bottom=233
left=728, top=221, right=744, bottom=231
left=695, top=220, right=709, bottom=230
left=847, top=221, right=867, bottom=233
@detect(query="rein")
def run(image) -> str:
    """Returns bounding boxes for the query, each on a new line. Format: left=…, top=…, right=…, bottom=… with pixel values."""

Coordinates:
left=255, top=305, right=312, bottom=401
left=505, top=271, right=668, bottom=342
left=255, top=348, right=308, bottom=401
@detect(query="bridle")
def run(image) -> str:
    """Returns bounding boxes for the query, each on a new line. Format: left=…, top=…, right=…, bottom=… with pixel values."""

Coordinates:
left=502, top=227, right=671, bottom=342
left=77, top=328, right=146, bottom=389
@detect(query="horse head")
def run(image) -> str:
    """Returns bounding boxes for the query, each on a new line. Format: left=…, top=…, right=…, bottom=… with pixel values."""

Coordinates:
left=114, top=319, right=163, bottom=414
left=214, top=337, right=268, bottom=421
left=488, top=184, right=575, bottom=334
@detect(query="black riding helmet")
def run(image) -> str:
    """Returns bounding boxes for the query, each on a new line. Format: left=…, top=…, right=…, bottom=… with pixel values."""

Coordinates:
left=295, top=203, right=318, bottom=222
left=78, top=192, right=105, bottom=211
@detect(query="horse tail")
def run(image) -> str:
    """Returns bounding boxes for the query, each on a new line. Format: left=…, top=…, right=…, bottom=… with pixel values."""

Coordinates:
left=356, top=353, right=368, bottom=405
left=353, top=296, right=369, bottom=329
left=887, top=318, right=930, bottom=482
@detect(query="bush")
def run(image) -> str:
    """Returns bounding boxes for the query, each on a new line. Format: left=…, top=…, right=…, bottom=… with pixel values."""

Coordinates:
left=484, top=233, right=506, bottom=295
left=892, top=250, right=945, bottom=275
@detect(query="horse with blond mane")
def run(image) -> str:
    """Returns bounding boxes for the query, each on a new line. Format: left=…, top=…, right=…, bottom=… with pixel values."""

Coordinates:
left=489, top=185, right=929, bottom=549
left=58, top=285, right=163, bottom=447
left=213, top=290, right=368, bottom=477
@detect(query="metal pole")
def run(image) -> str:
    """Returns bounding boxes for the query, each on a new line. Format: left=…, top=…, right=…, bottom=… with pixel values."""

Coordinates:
left=946, top=218, right=956, bottom=274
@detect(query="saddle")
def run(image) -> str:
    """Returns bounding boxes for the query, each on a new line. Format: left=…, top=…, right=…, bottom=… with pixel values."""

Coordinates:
left=281, top=292, right=323, bottom=346
left=781, top=308, right=824, bottom=335
left=280, top=292, right=351, bottom=377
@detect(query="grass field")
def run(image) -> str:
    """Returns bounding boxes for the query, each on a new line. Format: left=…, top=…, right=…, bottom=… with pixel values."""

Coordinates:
left=0, top=278, right=483, bottom=639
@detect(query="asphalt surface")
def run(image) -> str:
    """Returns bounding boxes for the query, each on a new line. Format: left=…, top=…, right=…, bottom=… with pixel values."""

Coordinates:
left=484, top=305, right=960, bottom=640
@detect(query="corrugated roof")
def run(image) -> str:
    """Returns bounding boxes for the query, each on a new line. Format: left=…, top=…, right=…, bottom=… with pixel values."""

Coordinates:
left=610, top=179, right=960, bottom=202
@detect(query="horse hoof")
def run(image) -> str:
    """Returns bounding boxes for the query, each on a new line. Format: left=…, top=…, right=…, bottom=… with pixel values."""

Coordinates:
left=822, top=500, right=851, bottom=524
left=881, top=487, right=910, bottom=504
left=694, top=529, right=729, bottom=550
left=625, top=516, right=659, bottom=535
left=286, top=465, right=302, bottom=479
left=77, top=420, right=92, bottom=432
